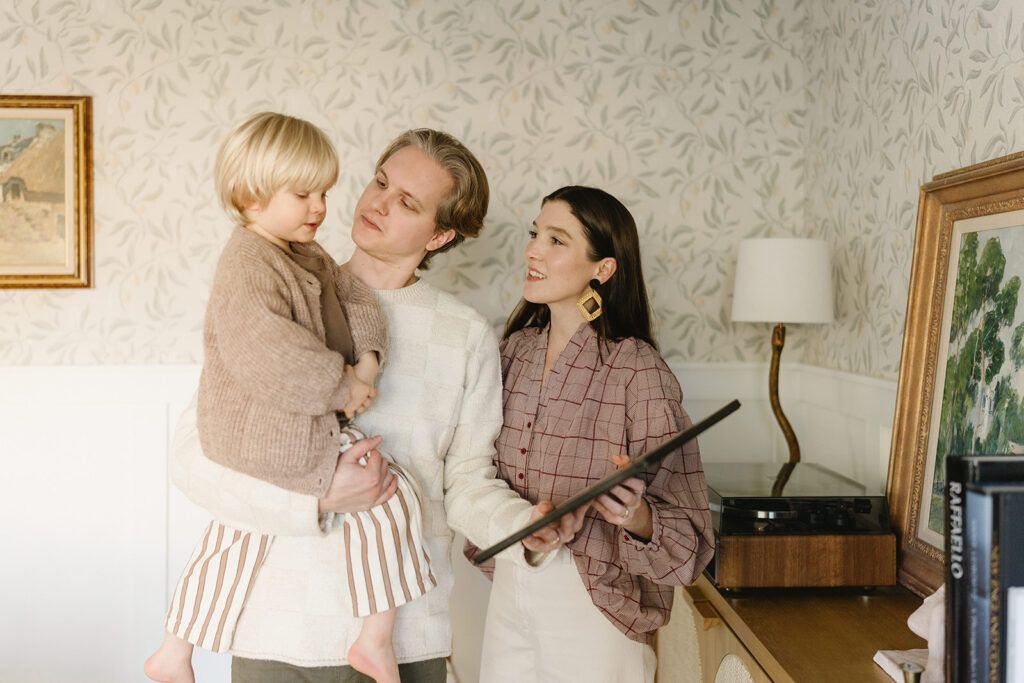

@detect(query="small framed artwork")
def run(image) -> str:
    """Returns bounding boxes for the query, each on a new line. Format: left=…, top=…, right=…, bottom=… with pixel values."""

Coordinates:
left=889, top=151, right=1024, bottom=596
left=0, top=94, right=92, bottom=288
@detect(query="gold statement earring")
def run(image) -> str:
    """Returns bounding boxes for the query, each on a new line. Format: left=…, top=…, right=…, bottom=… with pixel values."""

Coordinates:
left=577, top=279, right=603, bottom=322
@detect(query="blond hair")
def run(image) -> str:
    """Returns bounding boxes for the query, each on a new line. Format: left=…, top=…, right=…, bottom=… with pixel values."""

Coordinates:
left=375, top=129, right=489, bottom=269
left=214, top=112, right=339, bottom=226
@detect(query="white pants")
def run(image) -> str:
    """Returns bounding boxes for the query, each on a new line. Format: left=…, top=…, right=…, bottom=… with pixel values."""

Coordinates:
left=480, top=549, right=656, bottom=683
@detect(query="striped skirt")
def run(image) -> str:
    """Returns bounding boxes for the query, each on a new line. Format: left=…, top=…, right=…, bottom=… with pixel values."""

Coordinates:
left=165, top=429, right=435, bottom=652
left=336, top=461, right=435, bottom=617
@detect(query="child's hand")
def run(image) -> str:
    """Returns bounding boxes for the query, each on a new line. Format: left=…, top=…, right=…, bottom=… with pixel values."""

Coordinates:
left=353, top=351, right=380, bottom=388
left=342, top=365, right=377, bottom=418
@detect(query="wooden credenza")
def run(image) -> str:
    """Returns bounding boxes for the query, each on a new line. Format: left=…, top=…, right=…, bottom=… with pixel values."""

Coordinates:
left=656, top=575, right=927, bottom=682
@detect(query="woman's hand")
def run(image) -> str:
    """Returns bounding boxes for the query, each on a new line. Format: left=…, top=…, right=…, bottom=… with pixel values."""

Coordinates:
left=592, top=453, right=653, bottom=541
left=521, top=500, right=590, bottom=554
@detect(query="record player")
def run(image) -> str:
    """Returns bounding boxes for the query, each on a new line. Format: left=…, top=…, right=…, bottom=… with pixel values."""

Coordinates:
left=703, top=462, right=897, bottom=589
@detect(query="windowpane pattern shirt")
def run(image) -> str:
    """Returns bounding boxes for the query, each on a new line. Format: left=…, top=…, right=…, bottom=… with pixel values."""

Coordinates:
left=478, top=323, right=714, bottom=644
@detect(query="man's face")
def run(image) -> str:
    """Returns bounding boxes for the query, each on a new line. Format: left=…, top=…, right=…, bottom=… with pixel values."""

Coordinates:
left=351, top=146, right=455, bottom=265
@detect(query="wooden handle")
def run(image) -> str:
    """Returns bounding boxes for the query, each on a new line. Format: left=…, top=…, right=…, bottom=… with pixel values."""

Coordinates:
left=691, top=599, right=722, bottom=631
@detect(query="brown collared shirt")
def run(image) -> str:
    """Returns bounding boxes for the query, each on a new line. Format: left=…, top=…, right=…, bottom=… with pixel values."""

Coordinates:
left=478, top=322, right=714, bottom=644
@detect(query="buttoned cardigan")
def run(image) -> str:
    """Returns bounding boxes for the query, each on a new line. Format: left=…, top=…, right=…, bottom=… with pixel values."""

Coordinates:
left=197, top=226, right=388, bottom=497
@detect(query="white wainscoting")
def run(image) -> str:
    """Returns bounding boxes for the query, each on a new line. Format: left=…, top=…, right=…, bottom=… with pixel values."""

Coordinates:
left=676, top=363, right=898, bottom=495
left=0, top=362, right=895, bottom=682
left=0, top=365, right=212, bottom=683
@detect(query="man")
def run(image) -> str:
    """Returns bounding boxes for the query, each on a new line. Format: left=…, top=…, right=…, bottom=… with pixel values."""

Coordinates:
left=170, top=128, right=580, bottom=682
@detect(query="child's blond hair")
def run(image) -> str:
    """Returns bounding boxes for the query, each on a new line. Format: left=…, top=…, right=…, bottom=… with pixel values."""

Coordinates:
left=214, top=112, right=339, bottom=226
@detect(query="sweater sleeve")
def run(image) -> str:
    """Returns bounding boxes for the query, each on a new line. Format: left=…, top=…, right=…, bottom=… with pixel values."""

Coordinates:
left=441, top=321, right=539, bottom=564
left=331, top=262, right=389, bottom=367
left=170, top=394, right=325, bottom=536
left=207, top=242, right=351, bottom=415
left=614, top=346, right=715, bottom=584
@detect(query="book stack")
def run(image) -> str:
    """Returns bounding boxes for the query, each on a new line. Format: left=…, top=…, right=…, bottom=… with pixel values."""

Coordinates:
left=944, top=455, right=1024, bottom=683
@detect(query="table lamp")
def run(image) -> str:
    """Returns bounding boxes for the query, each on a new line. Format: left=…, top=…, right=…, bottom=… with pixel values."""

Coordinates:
left=731, top=238, right=834, bottom=496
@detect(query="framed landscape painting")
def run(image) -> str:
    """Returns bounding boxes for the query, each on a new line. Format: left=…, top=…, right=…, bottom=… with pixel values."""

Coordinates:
left=889, top=152, right=1024, bottom=596
left=0, top=94, right=92, bottom=288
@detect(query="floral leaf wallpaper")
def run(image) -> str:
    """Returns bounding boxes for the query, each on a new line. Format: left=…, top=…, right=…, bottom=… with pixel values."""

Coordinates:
left=803, top=0, right=1024, bottom=376
left=0, top=0, right=1021, bottom=381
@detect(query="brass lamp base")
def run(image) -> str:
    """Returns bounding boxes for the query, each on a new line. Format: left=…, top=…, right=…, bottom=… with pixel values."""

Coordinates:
left=768, top=322, right=800, bottom=497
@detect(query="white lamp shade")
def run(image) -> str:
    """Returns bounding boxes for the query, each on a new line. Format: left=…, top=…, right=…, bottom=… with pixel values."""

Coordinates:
left=731, top=238, right=834, bottom=324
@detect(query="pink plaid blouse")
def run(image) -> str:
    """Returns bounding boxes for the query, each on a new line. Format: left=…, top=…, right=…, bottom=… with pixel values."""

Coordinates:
left=471, top=322, right=714, bottom=644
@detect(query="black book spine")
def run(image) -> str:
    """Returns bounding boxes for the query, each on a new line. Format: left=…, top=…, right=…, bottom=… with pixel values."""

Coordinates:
left=946, top=455, right=968, bottom=682
left=986, top=489, right=1003, bottom=683
left=965, top=486, right=993, bottom=682
left=1005, top=502, right=1024, bottom=682
left=988, top=486, right=1024, bottom=683
left=944, top=456, right=1024, bottom=683
left=964, top=482, right=1024, bottom=683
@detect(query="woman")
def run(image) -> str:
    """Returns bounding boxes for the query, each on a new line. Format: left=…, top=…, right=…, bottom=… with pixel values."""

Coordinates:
left=467, top=186, right=715, bottom=682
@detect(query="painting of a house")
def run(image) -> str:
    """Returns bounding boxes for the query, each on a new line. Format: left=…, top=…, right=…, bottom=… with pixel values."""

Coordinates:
left=0, top=132, right=33, bottom=169
left=0, top=120, right=68, bottom=267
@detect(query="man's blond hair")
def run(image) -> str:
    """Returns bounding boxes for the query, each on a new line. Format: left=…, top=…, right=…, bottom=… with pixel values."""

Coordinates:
left=375, top=129, right=489, bottom=269
left=215, top=112, right=339, bottom=225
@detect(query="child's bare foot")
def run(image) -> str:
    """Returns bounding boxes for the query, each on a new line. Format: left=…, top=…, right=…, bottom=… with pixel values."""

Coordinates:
left=144, top=633, right=196, bottom=683
left=347, top=636, right=400, bottom=683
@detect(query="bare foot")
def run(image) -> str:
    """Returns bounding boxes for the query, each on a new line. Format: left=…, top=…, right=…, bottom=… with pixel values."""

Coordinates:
left=347, top=637, right=400, bottom=683
left=144, top=633, right=196, bottom=683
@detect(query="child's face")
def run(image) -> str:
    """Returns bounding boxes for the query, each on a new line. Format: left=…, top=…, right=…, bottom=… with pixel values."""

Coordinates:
left=244, top=187, right=329, bottom=251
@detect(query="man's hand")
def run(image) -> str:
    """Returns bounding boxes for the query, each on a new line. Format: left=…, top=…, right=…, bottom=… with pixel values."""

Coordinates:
left=317, top=435, right=397, bottom=514
left=521, top=500, right=590, bottom=553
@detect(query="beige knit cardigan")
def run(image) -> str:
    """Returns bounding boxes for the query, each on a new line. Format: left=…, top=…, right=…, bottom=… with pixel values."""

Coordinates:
left=197, top=226, right=388, bottom=497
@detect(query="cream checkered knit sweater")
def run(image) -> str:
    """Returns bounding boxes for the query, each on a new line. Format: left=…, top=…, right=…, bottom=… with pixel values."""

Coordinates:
left=171, top=279, right=538, bottom=667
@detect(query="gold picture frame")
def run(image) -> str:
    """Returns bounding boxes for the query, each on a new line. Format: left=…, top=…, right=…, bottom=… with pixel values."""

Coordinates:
left=888, top=151, right=1024, bottom=596
left=0, top=94, right=92, bottom=288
